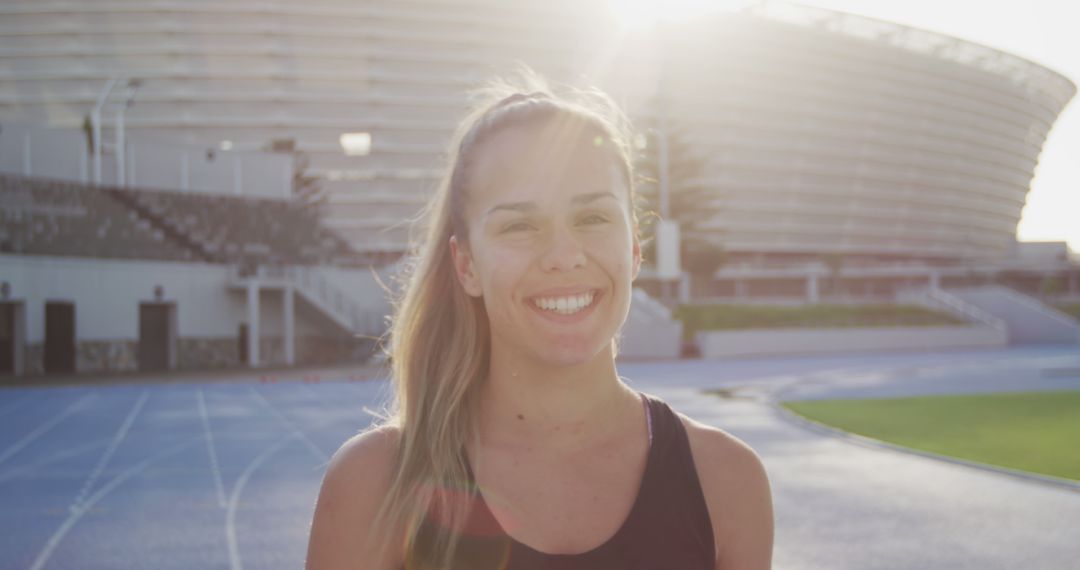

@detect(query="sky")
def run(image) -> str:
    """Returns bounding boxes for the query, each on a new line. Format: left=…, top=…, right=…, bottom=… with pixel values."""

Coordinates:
left=788, top=0, right=1080, bottom=251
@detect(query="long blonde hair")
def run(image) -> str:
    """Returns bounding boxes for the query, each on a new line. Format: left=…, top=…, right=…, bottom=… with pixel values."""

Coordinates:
left=373, top=68, right=639, bottom=568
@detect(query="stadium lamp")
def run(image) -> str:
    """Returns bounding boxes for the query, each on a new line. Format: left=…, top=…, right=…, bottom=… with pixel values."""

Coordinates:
left=339, top=132, right=372, bottom=156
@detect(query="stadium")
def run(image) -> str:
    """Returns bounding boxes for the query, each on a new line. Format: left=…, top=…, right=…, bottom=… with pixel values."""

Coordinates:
left=1, top=0, right=1078, bottom=376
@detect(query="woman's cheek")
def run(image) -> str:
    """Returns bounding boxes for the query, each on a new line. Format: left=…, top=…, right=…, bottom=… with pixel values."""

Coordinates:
left=482, top=244, right=531, bottom=287
left=593, top=232, right=633, bottom=269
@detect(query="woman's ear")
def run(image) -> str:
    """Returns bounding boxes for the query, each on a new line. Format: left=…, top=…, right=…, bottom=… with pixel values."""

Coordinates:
left=450, top=235, right=483, bottom=297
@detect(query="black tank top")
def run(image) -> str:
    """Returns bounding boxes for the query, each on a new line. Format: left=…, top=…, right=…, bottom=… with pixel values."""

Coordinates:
left=405, top=392, right=716, bottom=569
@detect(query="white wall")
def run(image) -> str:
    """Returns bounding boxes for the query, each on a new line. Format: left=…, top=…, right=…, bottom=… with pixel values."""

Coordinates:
left=0, top=255, right=329, bottom=342
left=697, top=325, right=1007, bottom=359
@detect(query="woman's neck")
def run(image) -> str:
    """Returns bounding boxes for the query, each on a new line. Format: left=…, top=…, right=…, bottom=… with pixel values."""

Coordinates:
left=475, top=343, right=639, bottom=453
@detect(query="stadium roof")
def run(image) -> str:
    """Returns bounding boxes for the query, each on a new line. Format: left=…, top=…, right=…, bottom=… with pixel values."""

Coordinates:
left=750, top=1, right=1076, bottom=107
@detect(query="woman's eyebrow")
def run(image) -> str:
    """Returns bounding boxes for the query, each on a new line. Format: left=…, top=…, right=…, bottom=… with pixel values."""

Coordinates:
left=485, top=201, right=536, bottom=217
left=572, top=191, right=617, bottom=205
left=485, top=191, right=617, bottom=218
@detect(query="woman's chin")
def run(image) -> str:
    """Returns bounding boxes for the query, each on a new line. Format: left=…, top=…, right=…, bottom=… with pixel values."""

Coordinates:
left=532, top=339, right=614, bottom=368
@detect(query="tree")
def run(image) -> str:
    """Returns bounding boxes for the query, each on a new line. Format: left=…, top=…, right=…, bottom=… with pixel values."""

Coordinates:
left=634, top=122, right=726, bottom=296
left=267, top=138, right=326, bottom=214
left=1039, top=274, right=1063, bottom=301
left=292, top=150, right=327, bottom=212
left=82, top=114, right=95, bottom=155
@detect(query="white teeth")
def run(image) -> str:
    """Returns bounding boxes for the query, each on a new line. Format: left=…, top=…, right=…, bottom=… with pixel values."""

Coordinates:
left=533, top=291, right=596, bottom=315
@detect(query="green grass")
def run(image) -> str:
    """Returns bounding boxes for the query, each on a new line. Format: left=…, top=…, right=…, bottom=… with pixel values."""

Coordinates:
left=675, top=303, right=963, bottom=341
left=1055, top=303, right=1080, bottom=321
left=781, top=391, right=1080, bottom=482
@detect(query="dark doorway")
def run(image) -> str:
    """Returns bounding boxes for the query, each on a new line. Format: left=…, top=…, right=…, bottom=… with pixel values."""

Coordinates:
left=0, top=302, right=15, bottom=374
left=238, top=323, right=248, bottom=366
left=138, top=303, right=172, bottom=372
left=44, top=301, right=76, bottom=374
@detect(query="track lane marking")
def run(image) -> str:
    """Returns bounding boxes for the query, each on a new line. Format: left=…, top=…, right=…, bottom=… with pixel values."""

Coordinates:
left=0, top=393, right=98, bottom=468
left=0, top=438, right=110, bottom=484
left=248, top=386, right=329, bottom=462
left=198, top=388, right=228, bottom=509
left=71, top=390, right=149, bottom=511
left=225, top=415, right=338, bottom=570
left=29, top=436, right=201, bottom=570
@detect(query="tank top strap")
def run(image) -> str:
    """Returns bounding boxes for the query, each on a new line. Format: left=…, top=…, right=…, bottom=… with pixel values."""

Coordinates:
left=625, top=392, right=716, bottom=565
left=641, top=390, right=654, bottom=446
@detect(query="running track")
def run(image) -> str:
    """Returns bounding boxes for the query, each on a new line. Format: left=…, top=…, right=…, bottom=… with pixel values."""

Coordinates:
left=1, top=346, right=1078, bottom=569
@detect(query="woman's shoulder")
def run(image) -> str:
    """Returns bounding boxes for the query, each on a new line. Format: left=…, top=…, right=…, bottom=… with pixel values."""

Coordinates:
left=676, top=412, right=765, bottom=480
left=677, top=412, right=774, bottom=569
left=307, top=424, right=403, bottom=570
left=331, top=424, right=401, bottom=472
left=319, top=424, right=403, bottom=507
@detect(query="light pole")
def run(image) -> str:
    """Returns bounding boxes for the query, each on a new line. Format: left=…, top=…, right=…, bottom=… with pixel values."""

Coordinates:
left=653, top=19, right=681, bottom=303
left=114, top=79, right=142, bottom=187
left=91, top=78, right=118, bottom=185
left=90, top=77, right=141, bottom=186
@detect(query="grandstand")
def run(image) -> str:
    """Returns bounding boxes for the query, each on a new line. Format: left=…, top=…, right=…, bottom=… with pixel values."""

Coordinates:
left=0, top=175, right=196, bottom=261
left=2, top=0, right=1079, bottom=375
left=0, top=174, right=387, bottom=377
left=111, top=185, right=357, bottom=265
left=0, top=1, right=1075, bottom=288
left=1, top=174, right=361, bottom=265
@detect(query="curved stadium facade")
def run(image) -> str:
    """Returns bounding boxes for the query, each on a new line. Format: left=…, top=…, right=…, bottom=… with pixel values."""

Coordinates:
left=1, top=0, right=1074, bottom=267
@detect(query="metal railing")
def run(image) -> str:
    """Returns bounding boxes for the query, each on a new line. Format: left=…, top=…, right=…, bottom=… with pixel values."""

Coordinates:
left=896, top=286, right=1005, bottom=329
left=230, top=264, right=380, bottom=336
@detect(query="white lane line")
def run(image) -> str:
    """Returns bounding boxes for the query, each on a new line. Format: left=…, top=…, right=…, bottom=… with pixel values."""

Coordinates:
left=225, top=434, right=294, bottom=570
left=0, top=438, right=110, bottom=484
left=70, top=390, right=149, bottom=512
left=29, top=435, right=201, bottom=570
left=0, top=393, right=98, bottom=468
left=248, top=386, right=329, bottom=462
left=225, top=417, right=338, bottom=570
left=198, top=388, right=228, bottom=509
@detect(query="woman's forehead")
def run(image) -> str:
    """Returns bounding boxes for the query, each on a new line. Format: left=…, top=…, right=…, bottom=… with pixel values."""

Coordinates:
left=467, top=123, right=627, bottom=206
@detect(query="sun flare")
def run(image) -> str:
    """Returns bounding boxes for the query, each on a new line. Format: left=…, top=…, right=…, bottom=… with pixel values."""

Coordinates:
left=608, top=0, right=753, bottom=30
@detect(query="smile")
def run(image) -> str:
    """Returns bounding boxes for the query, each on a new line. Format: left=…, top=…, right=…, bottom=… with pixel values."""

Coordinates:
left=531, top=290, right=597, bottom=315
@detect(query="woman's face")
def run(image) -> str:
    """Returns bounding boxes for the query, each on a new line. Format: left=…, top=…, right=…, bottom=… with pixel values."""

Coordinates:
left=450, top=119, right=641, bottom=368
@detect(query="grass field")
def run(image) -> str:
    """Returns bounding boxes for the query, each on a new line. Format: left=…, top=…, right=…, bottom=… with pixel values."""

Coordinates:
left=1056, top=302, right=1080, bottom=321
left=782, top=391, right=1080, bottom=482
left=675, top=303, right=962, bottom=341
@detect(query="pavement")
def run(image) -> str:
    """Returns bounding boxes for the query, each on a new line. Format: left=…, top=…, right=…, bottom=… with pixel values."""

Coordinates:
left=0, top=345, right=1077, bottom=569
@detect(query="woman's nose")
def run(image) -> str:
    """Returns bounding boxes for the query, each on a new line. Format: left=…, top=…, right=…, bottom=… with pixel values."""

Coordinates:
left=539, top=227, right=586, bottom=272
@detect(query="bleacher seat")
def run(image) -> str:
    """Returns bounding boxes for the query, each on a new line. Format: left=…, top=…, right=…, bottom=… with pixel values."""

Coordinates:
left=0, top=174, right=363, bottom=267
left=0, top=175, right=195, bottom=261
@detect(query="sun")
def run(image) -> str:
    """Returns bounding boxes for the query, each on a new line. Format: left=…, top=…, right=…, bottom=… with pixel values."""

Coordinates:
left=608, top=0, right=753, bottom=30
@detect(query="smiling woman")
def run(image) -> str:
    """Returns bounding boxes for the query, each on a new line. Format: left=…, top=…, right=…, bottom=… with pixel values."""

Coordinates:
left=305, top=69, right=774, bottom=570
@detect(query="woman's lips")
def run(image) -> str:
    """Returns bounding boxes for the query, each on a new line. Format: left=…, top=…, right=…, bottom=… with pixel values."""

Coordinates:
left=526, top=289, right=603, bottom=323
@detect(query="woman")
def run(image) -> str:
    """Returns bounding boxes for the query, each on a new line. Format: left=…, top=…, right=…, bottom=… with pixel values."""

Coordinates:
left=307, top=71, right=774, bottom=569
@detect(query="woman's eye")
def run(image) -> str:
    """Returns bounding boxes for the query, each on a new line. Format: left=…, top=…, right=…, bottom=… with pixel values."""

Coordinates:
left=502, top=222, right=534, bottom=233
left=579, top=214, right=609, bottom=225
